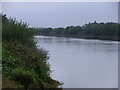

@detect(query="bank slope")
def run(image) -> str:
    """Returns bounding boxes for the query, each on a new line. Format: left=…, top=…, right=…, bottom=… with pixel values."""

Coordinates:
left=2, top=14, right=61, bottom=89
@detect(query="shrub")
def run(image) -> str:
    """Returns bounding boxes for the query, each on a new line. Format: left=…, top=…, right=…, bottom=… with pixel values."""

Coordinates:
left=11, top=68, right=37, bottom=88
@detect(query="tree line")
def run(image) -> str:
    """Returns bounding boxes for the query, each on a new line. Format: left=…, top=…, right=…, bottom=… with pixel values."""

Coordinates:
left=35, top=22, right=120, bottom=41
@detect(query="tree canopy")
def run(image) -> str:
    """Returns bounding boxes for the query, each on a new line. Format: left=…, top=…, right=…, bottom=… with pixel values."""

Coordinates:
left=35, top=22, right=120, bottom=41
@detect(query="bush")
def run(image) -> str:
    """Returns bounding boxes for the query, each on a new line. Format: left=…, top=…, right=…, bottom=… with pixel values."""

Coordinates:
left=2, top=74, right=24, bottom=88
left=11, top=68, right=37, bottom=88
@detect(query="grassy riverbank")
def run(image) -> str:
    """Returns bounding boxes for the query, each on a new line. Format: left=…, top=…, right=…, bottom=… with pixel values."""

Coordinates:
left=2, top=14, right=61, bottom=89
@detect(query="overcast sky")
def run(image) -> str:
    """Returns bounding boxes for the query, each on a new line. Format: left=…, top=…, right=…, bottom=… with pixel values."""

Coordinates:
left=2, top=2, right=118, bottom=28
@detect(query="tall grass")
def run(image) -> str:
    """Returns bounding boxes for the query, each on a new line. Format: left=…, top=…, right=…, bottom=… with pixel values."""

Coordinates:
left=2, top=14, right=34, bottom=43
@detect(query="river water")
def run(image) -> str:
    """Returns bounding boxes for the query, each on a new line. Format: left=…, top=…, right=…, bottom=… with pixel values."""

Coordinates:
left=35, top=35, right=118, bottom=88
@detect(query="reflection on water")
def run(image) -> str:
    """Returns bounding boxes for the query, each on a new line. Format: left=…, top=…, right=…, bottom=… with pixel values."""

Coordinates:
left=35, top=36, right=118, bottom=88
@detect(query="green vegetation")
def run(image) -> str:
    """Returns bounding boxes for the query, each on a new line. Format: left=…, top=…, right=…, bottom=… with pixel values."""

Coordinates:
left=2, top=13, right=119, bottom=89
left=2, top=14, right=61, bottom=89
left=35, top=21, right=120, bottom=41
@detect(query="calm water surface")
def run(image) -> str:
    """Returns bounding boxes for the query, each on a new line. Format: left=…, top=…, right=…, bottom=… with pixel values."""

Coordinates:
left=35, top=36, right=118, bottom=88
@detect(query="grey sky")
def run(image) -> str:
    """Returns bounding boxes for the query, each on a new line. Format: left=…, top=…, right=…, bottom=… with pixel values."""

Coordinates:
left=2, top=2, right=118, bottom=28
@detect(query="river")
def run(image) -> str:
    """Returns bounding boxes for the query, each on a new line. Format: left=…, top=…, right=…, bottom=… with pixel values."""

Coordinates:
left=35, top=35, right=118, bottom=88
